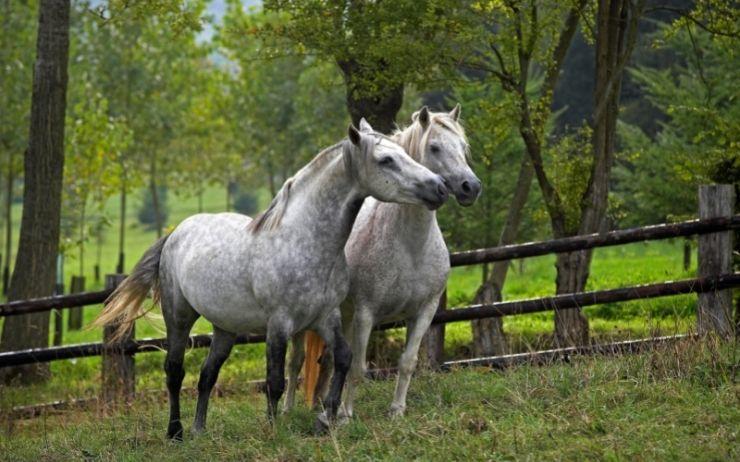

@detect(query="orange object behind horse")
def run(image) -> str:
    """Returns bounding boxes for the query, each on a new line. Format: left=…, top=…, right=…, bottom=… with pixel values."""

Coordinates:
left=302, top=331, right=325, bottom=405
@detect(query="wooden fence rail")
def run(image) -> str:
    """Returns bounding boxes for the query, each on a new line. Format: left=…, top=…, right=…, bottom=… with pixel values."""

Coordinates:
left=1, top=273, right=737, bottom=368
left=2, top=214, right=738, bottom=318
left=449, top=215, right=740, bottom=266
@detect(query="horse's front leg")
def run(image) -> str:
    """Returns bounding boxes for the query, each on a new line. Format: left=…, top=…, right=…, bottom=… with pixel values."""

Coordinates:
left=390, top=296, right=439, bottom=417
left=265, top=322, right=289, bottom=422
left=314, top=320, right=351, bottom=432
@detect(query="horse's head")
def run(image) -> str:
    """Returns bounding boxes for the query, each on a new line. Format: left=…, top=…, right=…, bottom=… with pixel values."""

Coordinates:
left=411, top=104, right=481, bottom=206
left=345, top=119, right=448, bottom=210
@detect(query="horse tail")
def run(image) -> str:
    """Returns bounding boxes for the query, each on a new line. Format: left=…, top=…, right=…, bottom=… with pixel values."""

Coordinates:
left=93, top=235, right=169, bottom=341
left=303, top=331, right=325, bottom=405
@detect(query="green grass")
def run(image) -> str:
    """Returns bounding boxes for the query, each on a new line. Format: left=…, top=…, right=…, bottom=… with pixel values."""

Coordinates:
left=2, top=337, right=737, bottom=461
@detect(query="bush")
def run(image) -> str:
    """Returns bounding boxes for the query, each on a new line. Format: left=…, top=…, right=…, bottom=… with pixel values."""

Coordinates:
left=233, top=190, right=259, bottom=216
left=138, top=186, right=169, bottom=229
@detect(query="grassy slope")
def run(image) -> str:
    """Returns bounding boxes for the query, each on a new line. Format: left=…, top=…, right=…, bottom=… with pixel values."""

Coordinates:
left=2, top=338, right=737, bottom=461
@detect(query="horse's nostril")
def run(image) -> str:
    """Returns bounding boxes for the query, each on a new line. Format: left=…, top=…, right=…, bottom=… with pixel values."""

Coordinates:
left=461, top=181, right=471, bottom=193
left=437, top=183, right=448, bottom=198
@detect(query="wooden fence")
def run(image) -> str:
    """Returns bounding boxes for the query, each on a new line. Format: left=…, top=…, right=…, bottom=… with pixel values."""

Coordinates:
left=0, top=185, right=737, bottom=408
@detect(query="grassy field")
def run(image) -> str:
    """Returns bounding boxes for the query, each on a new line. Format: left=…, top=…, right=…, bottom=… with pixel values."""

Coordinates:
left=2, top=337, right=737, bottom=461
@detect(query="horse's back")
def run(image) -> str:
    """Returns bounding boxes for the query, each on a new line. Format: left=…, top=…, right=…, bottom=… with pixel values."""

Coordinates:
left=161, top=213, right=266, bottom=333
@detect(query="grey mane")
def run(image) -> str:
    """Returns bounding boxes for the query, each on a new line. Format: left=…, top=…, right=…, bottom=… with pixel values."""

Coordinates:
left=248, top=135, right=383, bottom=234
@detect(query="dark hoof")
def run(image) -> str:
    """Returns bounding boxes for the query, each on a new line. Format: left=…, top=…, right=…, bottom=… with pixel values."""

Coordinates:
left=167, top=421, right=184, bottom=441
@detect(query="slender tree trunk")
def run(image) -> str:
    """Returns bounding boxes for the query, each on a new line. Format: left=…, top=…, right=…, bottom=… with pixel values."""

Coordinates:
left=225, top=180, right=231, bottom=211
left=78, top=201, right=85, bottom=276
left=95, top=226, right=103, bottom=283
left=149, top=156, right=162, bottom=238
left=3, top=152, right=13, bottom=295
left=116, top=179, right=126, bottom=273
left=683, top=238, right=691, bottom=270
left=472, top=157, right=534, bottom=356
left=197, top=187, right=203, bottom=213
left=0, top=0, right=70, bottom=384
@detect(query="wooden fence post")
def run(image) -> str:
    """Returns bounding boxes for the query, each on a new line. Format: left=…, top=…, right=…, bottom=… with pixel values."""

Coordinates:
left=67, top=275, right=85, bottom=330
left=421, top=290, right=446, bottom=368
left=102, top=273, right=134, bottom=406
left=697, top=185, right=735, bottom=337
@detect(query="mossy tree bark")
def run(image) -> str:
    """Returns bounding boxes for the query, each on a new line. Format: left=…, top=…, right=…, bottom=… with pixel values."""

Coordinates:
left=0, top=0, right=70, bottom=384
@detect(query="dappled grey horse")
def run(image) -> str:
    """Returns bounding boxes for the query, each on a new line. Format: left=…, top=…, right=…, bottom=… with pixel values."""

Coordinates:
left=95, top=121, right=448, bottom=439
left=285, top=105, right=480, bottom=417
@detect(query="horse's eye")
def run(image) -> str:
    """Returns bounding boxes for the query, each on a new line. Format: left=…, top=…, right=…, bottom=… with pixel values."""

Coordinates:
left=430, top=144, right=441, bottom=154
left=379, top=156, right=395, bottom=166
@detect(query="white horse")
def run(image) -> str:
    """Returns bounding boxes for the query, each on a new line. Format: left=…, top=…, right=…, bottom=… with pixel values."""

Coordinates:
left=286, top=105, right=480, bottom=418
left=95, top=121, right=449, bottom=439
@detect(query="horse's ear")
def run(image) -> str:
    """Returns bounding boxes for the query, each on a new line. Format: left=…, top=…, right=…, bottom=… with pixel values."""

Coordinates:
left=449, top=103, right=461, bottom=121
left=414, top=106, right=430, bottom=130
left=359, top=118, right=373, bottom=133
left=348, top=124, right=362, bottom=146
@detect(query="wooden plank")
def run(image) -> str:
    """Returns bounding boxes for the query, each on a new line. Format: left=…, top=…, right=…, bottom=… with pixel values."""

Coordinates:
left=697, top=185, right=735, bottom=337
left=1, top=274, right=738, bottom=368
left=450, top=216, right=740, bottom=266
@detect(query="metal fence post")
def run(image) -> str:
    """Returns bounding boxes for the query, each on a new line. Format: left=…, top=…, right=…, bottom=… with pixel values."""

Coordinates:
left=101, top=273, right=134, bottom=406
left=697, top=185, right=735, bottom=338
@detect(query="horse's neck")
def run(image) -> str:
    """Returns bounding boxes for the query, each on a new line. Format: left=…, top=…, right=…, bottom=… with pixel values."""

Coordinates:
left=281, top=153, right=363, bottom=257
left=388, top=201, right=438, bottom=250
left=386, top=126, right=439, bottom=247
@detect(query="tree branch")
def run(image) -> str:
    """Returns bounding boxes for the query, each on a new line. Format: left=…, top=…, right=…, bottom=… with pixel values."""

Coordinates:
left=592, top=0, right=644, bottom=127
left=543, top=0, right=588, bottom=98
left=646, top=5, right=740, bottom=39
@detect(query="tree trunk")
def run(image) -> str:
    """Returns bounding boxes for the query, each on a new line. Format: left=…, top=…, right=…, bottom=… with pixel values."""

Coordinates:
left=553, top=250, right=591, bottom=346
left=338, top=59, right=404, bottom=134
left=116, top=181, right=126, bottom=273
left=472, top=157, right=534, bottom=356
left=683, top=238, right=691, bottom=270
left=149, top=157, right=162, bottom=238
left=0, top=0, right=70, bottom=384
left=553, top=0, right=642, bottom=347
left=78, top=201, right=85, bottom=277
left=3, top=152, right=13, bottom=295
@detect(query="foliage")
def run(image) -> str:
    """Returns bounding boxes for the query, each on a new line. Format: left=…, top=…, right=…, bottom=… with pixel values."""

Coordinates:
left=438, top=79, right=538, bottom=251
left=219, top=3, right=348, bottom=194
left=138, top=186, right=170, bottom=229
left=232, top=190, right=259, bottom=216
left=614, top=24, right=740, bottom=226
left=61, top=90, right=131, bottom=260
left=260, top=0, right=479, bottom=96
left=0, top=0, right=36, bottom=184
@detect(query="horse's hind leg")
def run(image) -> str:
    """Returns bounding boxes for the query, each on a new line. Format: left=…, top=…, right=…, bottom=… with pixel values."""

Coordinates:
left=312, top=346, right=334, bottom=409
left=193, top=326, right=236, bottom=434
left=283, top=331, right=305, bottom=413
left=162, top=292, right=199, bottom=441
